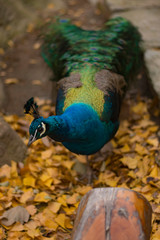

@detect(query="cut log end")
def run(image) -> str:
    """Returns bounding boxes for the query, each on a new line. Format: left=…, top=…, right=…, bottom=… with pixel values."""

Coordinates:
left=71, top=188, right=152, bottom=240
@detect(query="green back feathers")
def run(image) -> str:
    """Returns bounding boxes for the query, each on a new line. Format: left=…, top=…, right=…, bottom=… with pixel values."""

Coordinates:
left=41, top=17, right=142, bottom=83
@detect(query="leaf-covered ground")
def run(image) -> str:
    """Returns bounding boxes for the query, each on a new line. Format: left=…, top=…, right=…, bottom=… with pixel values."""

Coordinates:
left=0, top=0, right=160, bottom=239
left=0, top=95, right=159, bottom=240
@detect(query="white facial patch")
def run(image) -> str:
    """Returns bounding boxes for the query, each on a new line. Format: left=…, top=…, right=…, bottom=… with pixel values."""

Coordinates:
left=40, top=122, right=46, bottom=136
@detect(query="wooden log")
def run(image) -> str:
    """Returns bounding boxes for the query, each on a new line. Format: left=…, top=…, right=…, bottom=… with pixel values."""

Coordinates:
left=71, top=188, right=152, bottom=240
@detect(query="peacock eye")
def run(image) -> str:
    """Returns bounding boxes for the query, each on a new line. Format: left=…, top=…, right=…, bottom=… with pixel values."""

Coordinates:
left=38, top=126, right=43, bottom=133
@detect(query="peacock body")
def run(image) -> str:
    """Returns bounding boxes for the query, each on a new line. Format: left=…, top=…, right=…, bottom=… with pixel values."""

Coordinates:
left=25, top=17, right=142, bottom=155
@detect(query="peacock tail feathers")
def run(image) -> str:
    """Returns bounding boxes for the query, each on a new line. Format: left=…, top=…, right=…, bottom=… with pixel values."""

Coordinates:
left=41, top=17, right=142, bottom=83
left=41, top=16, right=142, bottom=122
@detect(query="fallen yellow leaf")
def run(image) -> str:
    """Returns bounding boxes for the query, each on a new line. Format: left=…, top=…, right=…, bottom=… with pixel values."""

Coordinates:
left=11, top=161, right=18, bottom=178
left=62, top=160, right=75, bottom=169
left=23, top=176, right=36, bottom=188
left=120, top=144, right=130, bottom=153
left=120, top=156, right=139, bottom=169
left=146, top=138, right=159, bottom=148
left=63, top=206, right=76, bottom=216
left=44, top=178, right=53, bottom=188
left=150, top=165, right=158, bottom=178
left=40, top=172, right=51, bottom=182
left=44, top=219, right=58, bottom=231
left=48, top=202, right=61, bottom=214
left=65, top=217, right=73, bottom=229
left=27, top=228, right=41, bottom=238
left=135, top=143, right=148, bottom=155
left=10, top=222, right=24, bottom=232
left=75, top=186, right=92, bottom=195
left=24, top=220, right=40, bottom=230
left=55, top=214, right=66, bottom=228
left=132, top=102, right=147, bottom=114
left=34, top=192, right=51, bottom=202
left=41, top=149, right=53, bottom=159
left=66, top=193, right=80, bottom=205
left=57, top=196, right=67, bottom=207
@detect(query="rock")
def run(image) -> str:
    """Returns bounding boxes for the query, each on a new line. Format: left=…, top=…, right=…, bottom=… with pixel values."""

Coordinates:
left=0, top=117, right=27, bottom=166
left=107, top=0, right=160, bottom=11
left=144, top=49, right=160, bottom=98
left=0, top=79, right=6, bottom=112
left=112, top=8, right=160, bottom=48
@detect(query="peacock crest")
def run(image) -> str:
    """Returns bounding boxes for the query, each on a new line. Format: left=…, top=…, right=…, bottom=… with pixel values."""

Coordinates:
left=24, top=97, right=40, bottom=119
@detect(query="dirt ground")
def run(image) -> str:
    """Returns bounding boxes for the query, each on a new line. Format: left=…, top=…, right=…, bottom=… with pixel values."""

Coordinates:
left=0, top=0, right=158, bottom=118
left=1, top=0, right=109, bottom=115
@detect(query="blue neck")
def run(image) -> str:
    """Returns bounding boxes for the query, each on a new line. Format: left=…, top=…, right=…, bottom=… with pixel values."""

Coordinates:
left=44, top=103, right=119, bottom=155
left=45, top=103, right=98, bottom=142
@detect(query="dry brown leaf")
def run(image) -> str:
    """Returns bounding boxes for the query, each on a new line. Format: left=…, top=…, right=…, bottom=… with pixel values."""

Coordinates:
left=42, top=137, right=51, bottom=147
left=0, top=48, right=5, bottom=55
left=41, top=149, right=53, bottom=159
left=32, top=80, right=42, bottom=85
left=0, top=206, right=30, bottom=226
left=0, top=71, right=6, bottom=76
left=8, top=40, right=14, bottom=47
left=4, top=78, right=19, bottom=84
left=27, top=23, right=34, bottom=33
left=25, top=205, right=37, bottom=216
left=29, top=59, right=38, bottom=64
left=74, top=154, right=87, bottom=163
left=33, top=42, right=41, bottom=50
left=47, top=3, right=55, bottom=9
left=20, top=189, right=34, bottom=203
left=0, top=164, right=11, bottom=178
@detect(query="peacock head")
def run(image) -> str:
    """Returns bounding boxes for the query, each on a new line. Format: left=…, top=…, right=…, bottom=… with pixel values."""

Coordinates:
left=28, top=117, right=48, bottom=146
left=24, top=97, right=48, bottom=146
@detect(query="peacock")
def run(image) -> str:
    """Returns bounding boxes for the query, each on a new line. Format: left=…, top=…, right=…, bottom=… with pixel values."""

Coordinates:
left=24, top=17, right=142, bottom=181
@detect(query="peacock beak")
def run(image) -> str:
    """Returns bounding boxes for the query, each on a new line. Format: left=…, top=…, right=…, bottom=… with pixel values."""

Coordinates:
left=28, top=135, right=36, bottom=146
